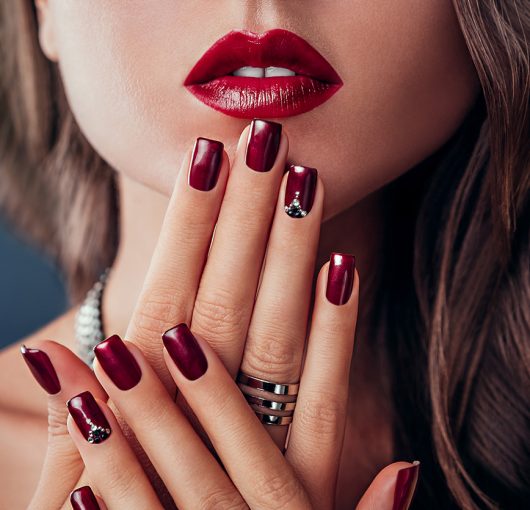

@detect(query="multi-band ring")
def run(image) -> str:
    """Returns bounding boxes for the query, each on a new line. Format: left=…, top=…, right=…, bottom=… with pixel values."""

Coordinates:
left=237, top=371, right=299, bottom=426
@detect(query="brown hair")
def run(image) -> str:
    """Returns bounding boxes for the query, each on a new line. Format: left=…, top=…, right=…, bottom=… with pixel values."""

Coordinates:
left=1, top=1, right=528, bottom=508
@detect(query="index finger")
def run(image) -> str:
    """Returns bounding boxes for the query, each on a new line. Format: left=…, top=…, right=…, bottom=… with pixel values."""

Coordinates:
left=125, top=136, right=228, bottom=392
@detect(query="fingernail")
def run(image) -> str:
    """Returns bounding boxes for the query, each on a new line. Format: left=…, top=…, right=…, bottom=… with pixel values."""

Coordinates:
left=245, top=118, right=282, bottom=172
left=67, top=391, right=112, bottom=444
left=392, top=462, right=420, bottom=510
left=162, top=323, right=208, bottom=380
left=284, top=165, right=318, bottom=218
left=20, top=345, right=61, bottom=395
left=188, top=137, right=224, bottom=191
left=70, top=486, right=101, bottom=510
left=93, top=334, right=142, bottom=391
left=326, top=253, right=356, bottom=305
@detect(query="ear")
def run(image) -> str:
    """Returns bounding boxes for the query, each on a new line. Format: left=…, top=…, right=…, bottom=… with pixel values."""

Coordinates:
left=35, top=0, right=58, bottom=61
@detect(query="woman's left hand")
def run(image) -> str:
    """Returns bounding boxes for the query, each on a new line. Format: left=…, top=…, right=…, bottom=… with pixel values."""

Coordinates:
left=22, top=258, right=418, bottom=509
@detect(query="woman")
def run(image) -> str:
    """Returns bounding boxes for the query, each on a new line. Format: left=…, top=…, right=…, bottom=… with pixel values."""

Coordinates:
left=0, top=1, right=528, bottom=508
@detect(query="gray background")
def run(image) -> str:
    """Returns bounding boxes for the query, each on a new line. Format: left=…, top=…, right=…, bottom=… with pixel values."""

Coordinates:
left=0, top=214, right=68, bottom=350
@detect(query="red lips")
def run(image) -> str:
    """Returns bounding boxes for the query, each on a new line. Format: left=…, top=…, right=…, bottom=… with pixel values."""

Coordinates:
left=184, top=29, right=343, bottom=119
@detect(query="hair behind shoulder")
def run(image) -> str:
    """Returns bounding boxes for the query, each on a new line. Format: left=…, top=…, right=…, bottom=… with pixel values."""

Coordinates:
left=0, top=0, right=119, bottom=304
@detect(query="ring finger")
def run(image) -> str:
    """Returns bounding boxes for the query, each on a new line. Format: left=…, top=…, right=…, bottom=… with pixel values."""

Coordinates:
left=239, top=164, right=323, bottom=449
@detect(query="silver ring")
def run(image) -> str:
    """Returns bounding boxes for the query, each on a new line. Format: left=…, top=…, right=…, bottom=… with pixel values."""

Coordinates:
left=244, top=394, right=297, bottom=412
left=237, top=371, right=299, bottom=426
left=254, top=412, right=293, bottom=426
left=237, top=371, right=300, bottom=396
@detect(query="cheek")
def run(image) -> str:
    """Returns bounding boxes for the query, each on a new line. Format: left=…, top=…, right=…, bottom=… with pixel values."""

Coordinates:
left=51, top=1, right=197, bottom=194
left=305, top=0, right=480, bottom=218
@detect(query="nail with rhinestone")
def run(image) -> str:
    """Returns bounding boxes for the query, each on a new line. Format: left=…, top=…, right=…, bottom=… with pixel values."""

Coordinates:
left=67, top=391, right=112, bottom=444
left=284, top=165, right=318, bottom=218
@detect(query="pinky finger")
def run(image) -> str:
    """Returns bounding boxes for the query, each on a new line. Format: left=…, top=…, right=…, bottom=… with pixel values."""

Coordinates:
left=69, top=486, right=107, bottom=510
left=285, top=253, right=359, bottom=507
left=66, top=391, right=163, bottom=510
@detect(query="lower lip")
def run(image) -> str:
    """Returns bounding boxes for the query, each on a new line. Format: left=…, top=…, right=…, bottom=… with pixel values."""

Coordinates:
left=185, top=75, right=342, bottom=118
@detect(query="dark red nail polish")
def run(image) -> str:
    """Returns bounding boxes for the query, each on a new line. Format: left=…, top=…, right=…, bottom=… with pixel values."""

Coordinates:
left=326, top=253, right=356, bottom=305
left=94, top=334, right=142, bottom=391
left=67, top=391, right=112, bottom=444
left=188, top=137, right=224, bottom=191
left=70, top=486, right=101, bottom=510
left=162, top=323, right=208, bottom=380
left=284, top=165, right=318, bottom=218
left=20, top=345, right=61, bottom=395
left=245, top=119, right=282, bottom=172
left=392, top=462, right=420, bottom=510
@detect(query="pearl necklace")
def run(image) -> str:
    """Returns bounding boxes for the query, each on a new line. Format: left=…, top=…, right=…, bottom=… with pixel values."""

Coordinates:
left=74, top=267, right=111, bottom=368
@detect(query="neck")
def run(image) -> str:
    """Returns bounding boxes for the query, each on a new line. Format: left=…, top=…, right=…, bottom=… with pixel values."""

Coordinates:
left=102, top=171, right=386, bottom=343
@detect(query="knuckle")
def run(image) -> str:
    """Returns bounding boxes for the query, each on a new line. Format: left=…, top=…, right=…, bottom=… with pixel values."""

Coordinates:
left=192, top=289, right=247, bottom=338
left=197, top=488, right=247, bottom=510
left=104, top=461, right=144, bottom=500
left=295, top=391, right=345, bottom=445
left=130, top=285, right=182, bottom=339
left=253, top=472, right=304, bottom=509
left=244, top=333, right=300, bottom=380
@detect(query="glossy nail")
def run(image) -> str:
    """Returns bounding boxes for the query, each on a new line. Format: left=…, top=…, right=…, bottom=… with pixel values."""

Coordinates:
left=94, top=334, right=142, bottom=390
left=245, top=118, right=282, bottom=172
left=162, top=323, right=208, bottom=380
left=284, top=165, right=318, bottom=218
left=70, top=486, right=101, bottom=510
left=67, top=391, right=112, bottom=444
left=20, top=345, right=61, bottom=395
left=188, top=137, right=224, bottom=191
left=392, top=462, right=420, bottom=510
left=326, top=253, right=356, bottom=305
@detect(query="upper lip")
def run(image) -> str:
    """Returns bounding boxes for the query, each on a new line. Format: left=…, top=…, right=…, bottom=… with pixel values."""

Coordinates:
left=184, top=29, right=343, bottom=86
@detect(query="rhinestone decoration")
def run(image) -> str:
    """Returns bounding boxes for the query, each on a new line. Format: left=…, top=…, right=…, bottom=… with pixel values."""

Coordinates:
left=74, top=267, right=110, bottom=369
left=284, top=191, right=307, bottom=218
left=86, top=418, right=111, bottom=444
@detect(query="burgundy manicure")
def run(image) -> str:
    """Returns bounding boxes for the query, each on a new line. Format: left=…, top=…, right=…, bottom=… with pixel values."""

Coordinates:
left=326, top=253, right=356, bottom=305
left=284, top=165, right=318, bottom=218
left=245, top=118, right=282, bottom=172
left=70, top=486, right=101, bottom=510
left=392, top=462, right=420, bottom=510
left=162, top=323, right=208, bottom=381
left=93, top=334, right=142, bottom=391
left=20, top=345, right=61, bottom=395
left=188, top=137, right=224, bottom=191
left=67, top=391, right=112, bottom=444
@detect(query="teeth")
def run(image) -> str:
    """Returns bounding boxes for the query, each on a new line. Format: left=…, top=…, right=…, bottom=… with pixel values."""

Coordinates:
left=264, top=66, right=296, bottom=77
left=232, top=66, right=296, bottom=78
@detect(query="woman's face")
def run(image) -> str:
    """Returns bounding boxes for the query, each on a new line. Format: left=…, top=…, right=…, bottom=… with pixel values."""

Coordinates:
left=40, top=1, right=479, bottom=220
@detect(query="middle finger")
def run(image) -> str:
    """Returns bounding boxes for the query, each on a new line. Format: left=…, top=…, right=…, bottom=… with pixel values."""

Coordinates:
left=191, top=119, right=288, bottom=376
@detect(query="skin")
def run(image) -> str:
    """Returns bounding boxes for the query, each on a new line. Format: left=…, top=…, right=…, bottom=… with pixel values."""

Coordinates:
left=0, top=0, right=480, bottom=508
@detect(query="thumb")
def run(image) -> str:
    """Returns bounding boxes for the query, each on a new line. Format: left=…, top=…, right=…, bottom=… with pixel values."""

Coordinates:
left=356, top=461, right=420, bottom=510
left=20, top=339, right=107, bottom=510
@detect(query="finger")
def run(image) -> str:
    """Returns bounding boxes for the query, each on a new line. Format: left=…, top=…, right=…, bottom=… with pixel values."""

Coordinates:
left=125, top=136, right=228, bottom=390
left=91, top=335, right=245, bottom=510
left=191, top=119, right=288, bottom=376
left=240, top=165, right=323, bottom=450
left=285, top=254, right=358, bottom=506
left=356, top=462, right=420, bottom=510
left=19, top=340, right=107, bottom=510
left=69, top=485, right=108, bottom=510
left=66, top=391, right=163, bottom=509
left=162, top=324, right=311, bottom=509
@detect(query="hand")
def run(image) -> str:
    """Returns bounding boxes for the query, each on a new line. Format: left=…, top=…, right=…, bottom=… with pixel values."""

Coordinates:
left=22, top=331, right=419, bottom=509
left=21, top=119, right=420, bottom=508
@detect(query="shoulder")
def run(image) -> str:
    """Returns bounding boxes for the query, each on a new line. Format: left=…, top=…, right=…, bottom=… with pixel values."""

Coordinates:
left=0, top=306, right=79, bottom=416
